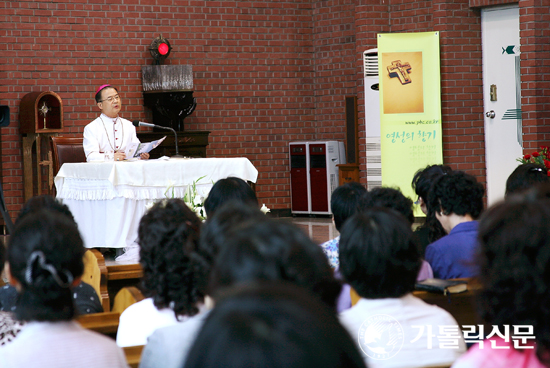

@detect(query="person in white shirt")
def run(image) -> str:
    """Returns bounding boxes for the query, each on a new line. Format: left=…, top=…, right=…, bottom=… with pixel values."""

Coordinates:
left=338, top=208, right=466, bottom=368
left=116, top=199, right=204, bottom=347
left=83, top=84, right=149, bottom=162
left=0, top=209, right=128, bottom=368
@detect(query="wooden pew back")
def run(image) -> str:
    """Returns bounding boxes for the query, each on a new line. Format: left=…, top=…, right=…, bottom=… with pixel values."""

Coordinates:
left=112, top=286, right=145, bottom=314
left=82, top=249, right=110, bottom=312
left=76, top=311, right=120, bottom=338
left=123, top=345, right=145, bottom=368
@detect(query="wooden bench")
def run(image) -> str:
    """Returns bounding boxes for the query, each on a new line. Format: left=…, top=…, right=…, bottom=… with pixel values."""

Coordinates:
left=106, top=262, right=143, bottom=281
left=412, top=278, right=482, bottom=327
left=76, top=286, right=144, bottom=339
left=123, top=345, right=145, bottom=368
left=351, top=278, right=482, bottom=328
left=76, top=311, right=120, bottom=338
left=112, top=286, right=145, bottom=314
left=82, top=249, right=110, bottom=311
left=82, top=249, right=144, bottom=311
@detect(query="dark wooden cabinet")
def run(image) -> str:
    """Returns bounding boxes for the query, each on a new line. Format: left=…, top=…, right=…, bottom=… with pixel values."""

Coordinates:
left=19, top=91, right=64, bottom=200
left=20, top=91, right=63, bottom=133
left=337, top=163, right=360, bottom=185
left=137, top=131, right=210, bottom=158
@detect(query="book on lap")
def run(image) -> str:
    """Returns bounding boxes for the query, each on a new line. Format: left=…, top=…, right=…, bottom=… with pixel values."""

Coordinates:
left=415, top=278, right=468, bottom=295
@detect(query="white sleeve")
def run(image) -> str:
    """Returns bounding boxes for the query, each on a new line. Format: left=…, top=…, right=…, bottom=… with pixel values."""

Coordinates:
left=83, top=123, right=106, bottom=162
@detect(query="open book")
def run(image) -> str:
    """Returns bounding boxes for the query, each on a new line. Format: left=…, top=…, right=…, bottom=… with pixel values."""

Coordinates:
left=124, top=136, right=166, bottom=159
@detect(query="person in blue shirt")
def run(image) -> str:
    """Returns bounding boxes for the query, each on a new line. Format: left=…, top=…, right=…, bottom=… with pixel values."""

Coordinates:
left=425, top=171, right=484, bottom=279
left=320, top=182, right=366, bottom=269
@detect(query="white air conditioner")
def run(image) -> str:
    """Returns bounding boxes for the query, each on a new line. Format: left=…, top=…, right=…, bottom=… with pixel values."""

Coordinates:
left=363, top=48, right=382, bottom=190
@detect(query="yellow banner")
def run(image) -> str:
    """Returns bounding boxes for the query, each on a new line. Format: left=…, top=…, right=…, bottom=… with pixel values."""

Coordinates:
left=377, top=32, right=443, bottom=216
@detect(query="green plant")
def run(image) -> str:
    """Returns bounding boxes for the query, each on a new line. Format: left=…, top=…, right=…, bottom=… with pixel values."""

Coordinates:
left=182, top=175, right=207, bottom=220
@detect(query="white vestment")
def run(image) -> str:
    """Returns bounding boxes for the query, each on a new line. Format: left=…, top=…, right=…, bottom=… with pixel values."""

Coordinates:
left=83, top=114, right=140, bottom=162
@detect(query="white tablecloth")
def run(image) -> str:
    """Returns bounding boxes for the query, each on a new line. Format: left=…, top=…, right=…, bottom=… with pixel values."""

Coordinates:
left=55, top=157, right=258, bottom=249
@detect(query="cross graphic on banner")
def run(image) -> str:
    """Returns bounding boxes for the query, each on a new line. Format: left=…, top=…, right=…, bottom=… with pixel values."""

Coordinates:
left=387, top=60, right=412, bottom=84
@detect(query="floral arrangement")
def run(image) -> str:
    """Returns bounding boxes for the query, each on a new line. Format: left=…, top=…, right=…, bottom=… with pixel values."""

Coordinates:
left=182, top=175, right=207, bottom=220
left=148, top=176, right=270, bottom=221
left=517, top=146, right=550, bottom=176
left=260, top=203, right=271, bottom=214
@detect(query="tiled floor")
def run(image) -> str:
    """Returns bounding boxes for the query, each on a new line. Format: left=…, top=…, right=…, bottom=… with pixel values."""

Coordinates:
left=103, top=216, right=337, bottom=267
left=286, top=216, right=337, bottom=245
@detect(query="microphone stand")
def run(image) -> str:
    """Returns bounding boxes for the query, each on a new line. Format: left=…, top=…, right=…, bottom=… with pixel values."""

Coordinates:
left=133, top=121, right=183, bottom=158
left=155, top=125, right=183, bottom=158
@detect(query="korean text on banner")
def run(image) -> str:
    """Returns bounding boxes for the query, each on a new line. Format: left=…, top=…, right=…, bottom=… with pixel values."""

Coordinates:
left=377, top=32, right=443, bottom=216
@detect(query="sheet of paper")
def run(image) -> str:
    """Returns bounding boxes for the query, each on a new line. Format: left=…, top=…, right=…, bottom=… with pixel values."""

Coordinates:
left=124, top=136, right=167, bottom=158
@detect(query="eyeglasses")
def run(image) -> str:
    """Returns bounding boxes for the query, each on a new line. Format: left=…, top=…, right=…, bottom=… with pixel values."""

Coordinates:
left=99, top=94, right=120, bottom=103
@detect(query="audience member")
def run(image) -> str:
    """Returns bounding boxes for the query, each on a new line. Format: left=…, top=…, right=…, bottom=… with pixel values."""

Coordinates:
left=0, top=210, right=127, bottom=367
left=0, top=195, right=102, bottom=315
left=117, top=198, right=204, bottom=347
left=339, top=208, right=465, bottom=368
left=362, top=186, right=415, bottom=224
left=184, top=282, right=367, bottom=368
left=320, top=182, right=367, bottom=268
left=452, top=185, right=550, bottom=368
left=140, top=213, right=341, bottom=368
left=425, top=171, right=484, bottom=279
left=208, top=218, right=341, bottom=309
left=361, top=187, right=433, bottom=281
left=139, top=202, right=266, bottom=368
left=505, top=163, right=549, bottom=197
left=411, top=164, right=453, bottom=252
left=0, top=240, right=23, bottom=346
left=203, top=176, right=258, bottom=218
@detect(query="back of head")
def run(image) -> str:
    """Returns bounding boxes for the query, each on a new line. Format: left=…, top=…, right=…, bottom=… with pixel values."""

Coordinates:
left=16, top=195, right=75, bottom=225
left=209, top=219, right=341, bottom=310
left=477, top=184, right=550, bottom=362
left=361, top=187, right=414, bottom=225
left=330, top=182, right=367, bottom=231
left=505, top=163, right=549, bottom=197
left=204, top=177, right=258, bottom=217
left=138, top=198, right=203, bottom=317
left=8, top=210, right=85, bottom=322
left=196, top=201, right=265, bottom=293
left=411, top=164, right=453, bottom=201
left=184, top=282, right=367, bottom=368
left=339, top=208, right=421, bottom=299
left=427, top=170, right=484, bottom=218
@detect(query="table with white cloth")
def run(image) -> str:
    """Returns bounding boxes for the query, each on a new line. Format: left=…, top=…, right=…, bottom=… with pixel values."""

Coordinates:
left=54, top=157, right=258, bottom=249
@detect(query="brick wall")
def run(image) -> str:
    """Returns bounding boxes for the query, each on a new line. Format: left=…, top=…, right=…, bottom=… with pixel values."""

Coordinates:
left=0, top=0, right=319, bottom=215
left=1, top=0, right=549, bottom=217
left=312, top=0, right=356, bottom=143
left=433, top=0, right=486, bottom=180
left=518, top=0, right=550, bottom=151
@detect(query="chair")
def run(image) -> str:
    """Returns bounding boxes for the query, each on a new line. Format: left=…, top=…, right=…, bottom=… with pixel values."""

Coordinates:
left=50, top=136, right=86, bottom=176
left=112, top=286, right=145, bottom=314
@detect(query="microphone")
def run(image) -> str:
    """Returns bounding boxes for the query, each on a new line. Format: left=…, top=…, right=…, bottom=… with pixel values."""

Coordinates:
left=133, top=120, right=183, bottom=158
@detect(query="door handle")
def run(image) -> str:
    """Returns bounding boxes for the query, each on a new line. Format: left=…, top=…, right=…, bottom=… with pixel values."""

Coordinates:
left=485, top=110, right=496, bottom=119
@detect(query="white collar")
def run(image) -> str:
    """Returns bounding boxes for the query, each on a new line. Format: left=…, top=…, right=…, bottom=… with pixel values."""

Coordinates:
left=100, top=113, right=119, bottom=124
